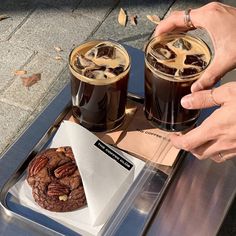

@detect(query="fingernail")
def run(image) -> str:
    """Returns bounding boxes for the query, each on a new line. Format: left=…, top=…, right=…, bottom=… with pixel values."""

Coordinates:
left=181, top=95, right=193, bottom=108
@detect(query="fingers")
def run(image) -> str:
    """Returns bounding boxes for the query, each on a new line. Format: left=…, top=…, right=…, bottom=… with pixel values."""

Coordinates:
left=154, top=7, right=235, bottom=93
left=154, top=11, right=189, bottom=36
left=210, top=153, right=225, bottom=163
left=191, top=52, right=236, bottom=92
left=170, top=108, right=224, bottom=151
left=170, top=123, right=213, bottom=151
left=194, top=148, right=236, bottom=163
left=171, top=125, right=236, bottom=163
left=181, top=83, right=236, bottom=110
left=181, top=89, right=222, bottom=109
left=217, top=149, right=236, bottom=161
left=191, top=139, right=222, bottom=160
left=191, top=62, right=221, bottom=92
left=192, top=140, right=235, bottom=160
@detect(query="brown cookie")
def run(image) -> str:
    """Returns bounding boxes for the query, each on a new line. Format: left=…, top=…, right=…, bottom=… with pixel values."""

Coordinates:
left=27, top=146, right=86, bottom=212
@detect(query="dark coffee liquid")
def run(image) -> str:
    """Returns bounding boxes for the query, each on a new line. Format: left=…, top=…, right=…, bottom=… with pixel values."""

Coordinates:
left=145, top=67, right=199, bottom=131
left=144, top=34, right=211, bottom=132
left=71, top=72, right=129, bottom=132
left=69, top=41, right=130, bottom=132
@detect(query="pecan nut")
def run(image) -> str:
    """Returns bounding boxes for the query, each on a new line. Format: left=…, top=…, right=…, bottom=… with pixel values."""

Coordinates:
left=59, top=195, right=68, bottom=201
left=54, top=162, right=77, bottom=178
left=29, top=155, right=49, bottom=176
left=56, top=147, right=66, bottom=153
left=47, top=182, right=70, bottom=196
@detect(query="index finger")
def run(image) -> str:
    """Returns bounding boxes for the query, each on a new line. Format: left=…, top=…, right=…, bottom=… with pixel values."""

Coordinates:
left=181, top=89, right=222, bottom=109
left=170, top=121, right=214, bottom=151
left=154, top=11, right=189, bottom=36
left=181, top=84, right=234, bottom=110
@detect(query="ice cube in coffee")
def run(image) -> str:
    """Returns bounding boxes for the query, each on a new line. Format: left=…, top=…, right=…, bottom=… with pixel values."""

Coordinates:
left=69, top=40, right=130, bottom=132
left=145, top=33, right=211, bottom=131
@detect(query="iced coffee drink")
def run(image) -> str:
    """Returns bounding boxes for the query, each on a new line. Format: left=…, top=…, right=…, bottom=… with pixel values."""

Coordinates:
left=69, top=40, right=130, bottom=132
left=145, top=33, right=211, bottom=131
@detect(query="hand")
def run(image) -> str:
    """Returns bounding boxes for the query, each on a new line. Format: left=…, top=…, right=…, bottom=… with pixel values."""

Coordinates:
left=154, top=2, right=236, bottom=92
left=170, top=82, right=236, bottom=162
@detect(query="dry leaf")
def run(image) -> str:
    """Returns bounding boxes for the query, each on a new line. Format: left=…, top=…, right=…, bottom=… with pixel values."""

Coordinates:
left=130, top=15, right=137, bottom=26
left=118, top=8, right=127, bottom=26
left=21, top=73, right=41, bottom=88
left=14, top=70, right=27, bottom=76
left=54, top=46, right=63, bottom=52
left=147, top=15, right=161, bottom=24
left=0, top=15, right=10, bottom=21
left=55, top=56, right=62, bottom=60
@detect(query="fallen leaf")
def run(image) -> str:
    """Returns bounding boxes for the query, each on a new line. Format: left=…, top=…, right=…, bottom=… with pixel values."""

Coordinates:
left=55, top=56, right=62, bottom=60
left=147, top=15, right=161, bottom=24
left=118, top=8, right=127, bottom=27
left=54, top=46, right=63, bottom=52
left=21, top=73, right=41, bottom=88
left=130, top=15, right=137, bottom=26
left=14, top=70, right=27, bottom=76
left=0, top=15, right=10, bottom=21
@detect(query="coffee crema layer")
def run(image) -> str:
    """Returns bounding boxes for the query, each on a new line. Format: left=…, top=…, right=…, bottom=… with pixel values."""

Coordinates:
left=70, top=41, right=130, bottom=85
left=146, top=34, right=211, bottom=81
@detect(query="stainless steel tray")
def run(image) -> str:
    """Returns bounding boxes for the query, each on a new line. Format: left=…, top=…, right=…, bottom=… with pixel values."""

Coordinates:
left=0, top=46, right=184, bottom=236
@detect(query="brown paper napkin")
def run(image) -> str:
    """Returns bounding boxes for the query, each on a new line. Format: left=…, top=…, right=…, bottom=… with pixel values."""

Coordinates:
left=68, top=100, right=180, bottom=167
left=99, top=101, right=180, bottom=167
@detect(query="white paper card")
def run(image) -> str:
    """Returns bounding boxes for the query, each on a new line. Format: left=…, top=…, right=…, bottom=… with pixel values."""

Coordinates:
left=61, top=121, right=137, bottom=226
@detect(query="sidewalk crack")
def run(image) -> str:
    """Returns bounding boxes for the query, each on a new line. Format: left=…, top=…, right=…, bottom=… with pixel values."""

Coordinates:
left=86, top=0, right=120, bottom=40
left=6, top=7, right=37, bottom=41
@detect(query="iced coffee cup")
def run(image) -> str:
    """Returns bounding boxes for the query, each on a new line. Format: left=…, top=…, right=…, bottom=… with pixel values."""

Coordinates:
left=69, top=40, right=130, bottom=132
left=144, top=33, right=211, bottom=132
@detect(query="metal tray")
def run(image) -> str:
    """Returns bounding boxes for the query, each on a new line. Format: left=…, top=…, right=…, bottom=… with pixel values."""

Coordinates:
left=0, top=46, right=185, bottom=236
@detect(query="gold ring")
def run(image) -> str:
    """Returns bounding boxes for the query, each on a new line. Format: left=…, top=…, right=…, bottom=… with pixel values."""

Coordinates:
left=184, top=9, right=195, bottom=29
left=210, top=88, right=220, bottom=106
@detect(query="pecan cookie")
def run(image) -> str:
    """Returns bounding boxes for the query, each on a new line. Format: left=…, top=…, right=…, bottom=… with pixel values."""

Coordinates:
left=27, top=147, right=86, bottom=212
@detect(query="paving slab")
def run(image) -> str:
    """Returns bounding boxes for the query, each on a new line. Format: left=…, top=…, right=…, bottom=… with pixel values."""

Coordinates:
left=0, top=0, right=35, bottom=41
left=24, top=66, right=69, bottom=129
left=0, top=41, right=35, bottom=91
left=0, top=102, right=30, bottom=155
left=36, top=0, right=81, bottom=10
left=168, top=0, right=215, bottom=11
left=74, top=0, right=119, bottom=21
left=0, top=52, right=66, bottom=111
left=90, top=0, right=175, bottom=49
left=9, top=3, right=101, bottom=59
